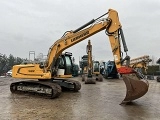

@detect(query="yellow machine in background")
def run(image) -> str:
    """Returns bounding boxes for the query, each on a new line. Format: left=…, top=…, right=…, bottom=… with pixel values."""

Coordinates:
left=79, top=55, right=88, bottom=75
left=129, top=55, right=152, bottom=72
left=92, top=61, right=102, bottom=77
left=129, top=55, right=152, bottom=78
left=81, top=40, right=103, bottom=84
left=11, top=9, right=149, bottom=104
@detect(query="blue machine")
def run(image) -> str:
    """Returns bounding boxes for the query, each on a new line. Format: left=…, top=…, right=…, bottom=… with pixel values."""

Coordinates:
left=102, top=61, right=119, bottom=79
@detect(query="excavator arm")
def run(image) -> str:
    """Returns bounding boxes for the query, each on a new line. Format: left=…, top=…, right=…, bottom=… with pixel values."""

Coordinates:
left=45, top=10, right=119, bottom=72
left=45, top=9, right=123, bottom=78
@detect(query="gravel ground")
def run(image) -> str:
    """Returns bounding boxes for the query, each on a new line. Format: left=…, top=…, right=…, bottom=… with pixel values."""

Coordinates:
left=0, top=76, right=160, bottom=120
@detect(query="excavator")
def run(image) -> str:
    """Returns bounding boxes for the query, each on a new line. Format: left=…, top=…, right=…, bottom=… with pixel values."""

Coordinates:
left=129, top=55, right=152, bottom=71
left=79, top=55, right=88, bottom=75
left=93, top=61, right=101, bottom=75
left=93, top=60, right=103, bottom=81
left=128, top=55, right=152, bottom=78
left=11, top=9, right=149, bottom=104
left=81, top=40, right=103, bottom=84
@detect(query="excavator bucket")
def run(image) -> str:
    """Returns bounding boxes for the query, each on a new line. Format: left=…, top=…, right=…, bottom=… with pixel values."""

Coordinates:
left=121, top=73, right=149, bottom=104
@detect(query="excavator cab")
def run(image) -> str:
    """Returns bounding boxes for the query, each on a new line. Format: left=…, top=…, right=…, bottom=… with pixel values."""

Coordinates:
left=93, top=61, right=100, bottom=75
left=53, top=52, right=73, bottom=77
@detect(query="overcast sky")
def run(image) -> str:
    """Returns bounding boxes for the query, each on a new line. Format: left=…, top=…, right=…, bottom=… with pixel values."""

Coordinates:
left=0, top=0, right=160, bottom=64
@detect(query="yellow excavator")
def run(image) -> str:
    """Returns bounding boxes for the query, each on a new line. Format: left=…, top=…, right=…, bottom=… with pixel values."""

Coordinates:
left=11, top=9, right=149, bottom=104
left=129, top=55, right=151, bottom=71
left=81, top=40, right=103, bottom=84
left=129, top=55, right=152, bottom=78
left=93, top=61, right=101, bottom=76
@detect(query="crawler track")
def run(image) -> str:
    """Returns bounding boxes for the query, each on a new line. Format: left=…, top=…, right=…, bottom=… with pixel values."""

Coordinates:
left=10, top=80, right=62, bottom=98
left=52, top=79, right=81, bottom=92
left=66, top=79, right=81, bottom=91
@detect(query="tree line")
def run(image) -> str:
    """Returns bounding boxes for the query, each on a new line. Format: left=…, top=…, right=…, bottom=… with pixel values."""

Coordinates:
left=0, top=54, right=26, bottom=75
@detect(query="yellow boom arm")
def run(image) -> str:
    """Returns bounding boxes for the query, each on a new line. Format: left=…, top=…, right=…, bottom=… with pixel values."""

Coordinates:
left=13, top=9, right=123, bottom=79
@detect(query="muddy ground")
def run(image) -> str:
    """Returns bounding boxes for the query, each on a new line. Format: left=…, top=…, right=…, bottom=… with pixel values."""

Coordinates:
left=0, top=76, right=160, bottom=120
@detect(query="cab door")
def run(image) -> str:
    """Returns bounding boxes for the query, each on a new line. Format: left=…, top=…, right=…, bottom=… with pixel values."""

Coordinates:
left=63, top=55, right=73, bottom=75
